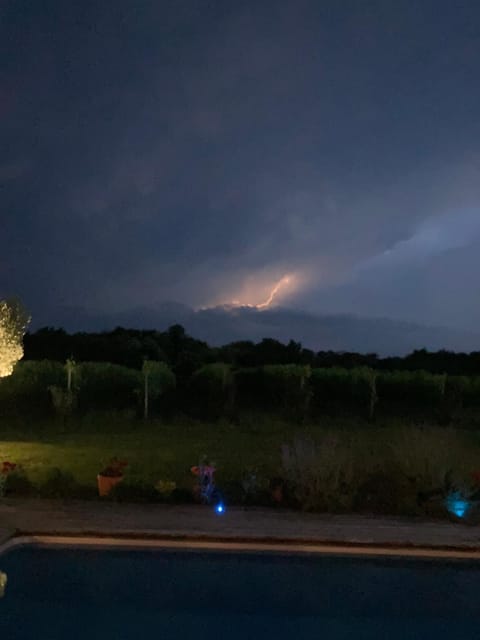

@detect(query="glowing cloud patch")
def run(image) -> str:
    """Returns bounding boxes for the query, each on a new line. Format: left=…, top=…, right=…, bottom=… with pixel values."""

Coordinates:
left=203, top=269, right=311, bottom=311
left=226, top=273, right=300, bottom=310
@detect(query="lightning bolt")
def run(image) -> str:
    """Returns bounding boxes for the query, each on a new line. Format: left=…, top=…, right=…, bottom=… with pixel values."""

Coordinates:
left=256, top=275, right=291, bottom=309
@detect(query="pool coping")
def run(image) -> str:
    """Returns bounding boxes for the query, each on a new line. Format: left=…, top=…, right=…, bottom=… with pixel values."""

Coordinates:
left=2, top=533, right=480, bottom=560
left=2, top=499, right=480, bottom=560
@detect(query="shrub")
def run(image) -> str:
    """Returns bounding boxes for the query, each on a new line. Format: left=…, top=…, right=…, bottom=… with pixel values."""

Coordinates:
left=310, top=367, right=377, bottom=420
left=140, top=360, right=176, bottom=418
left=0, top=298, right=30, bottom=378
left=4, top=467, right=34, bottom=496
left=0, top=360, right=64, bottom=417
left=440, top=376, right=470, bottom=424
left=376, top=370, right=446, bottom=418
left=392, top=427, right=474, bottom=495
left=233, top=367, right=265, bottom=411
left=234, top=365, right=311, bottom=420
left=188, top=363, right=234, bottom=419
left=353, top=470, right=417, bottom=514
left=281, top=435, right=358, bottom=512
left=462, top=376, right=480, bottom=408
left=40, top=468, right=79, bottom=498
left=76, top=362, right=142, bottom=412
left=281, top=428, right=475, bottom=516
left=262, top=365, right=311, bottom=421
left=49, top=386, right=77, bottom=421
left=222, top=471, right=271, bottom=506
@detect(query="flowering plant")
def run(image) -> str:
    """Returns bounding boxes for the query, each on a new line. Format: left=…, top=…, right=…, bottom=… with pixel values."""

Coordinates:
left=191, top=458, right=216, bottom=503
left=471, top=471, right=480, bottom=486
left=0, top=461, right=17, bottom=497
left=1, top=461, right=16, bottom=474
left=155, top=480, right=177, bottom=496
left=99, top=458, right=128, bottom=478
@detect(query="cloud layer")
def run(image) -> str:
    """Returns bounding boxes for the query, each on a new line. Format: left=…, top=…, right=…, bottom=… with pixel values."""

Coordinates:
left=1, top=1, right=480, bottom=333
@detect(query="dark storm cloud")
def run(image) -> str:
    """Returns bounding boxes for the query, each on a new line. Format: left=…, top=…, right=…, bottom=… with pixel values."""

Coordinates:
left=1, top=0, right=480, bottom=330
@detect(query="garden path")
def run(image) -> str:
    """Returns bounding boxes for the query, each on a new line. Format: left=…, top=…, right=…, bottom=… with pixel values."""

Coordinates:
left=1, top=499, right=480, bottom=550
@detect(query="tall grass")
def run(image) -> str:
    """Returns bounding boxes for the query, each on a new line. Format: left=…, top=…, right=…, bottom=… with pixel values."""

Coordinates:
left=281, top=426, right=480, bottom=514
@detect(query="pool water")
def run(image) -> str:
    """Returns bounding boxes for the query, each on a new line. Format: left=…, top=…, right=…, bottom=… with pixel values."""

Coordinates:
left=1, top=546, right=480, bottom=639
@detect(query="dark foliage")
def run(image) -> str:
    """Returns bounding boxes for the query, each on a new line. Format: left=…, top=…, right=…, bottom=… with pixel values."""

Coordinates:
left=24, top=327, right=480, bottom=375
left=39, top=468, right=85, bottom=498
left=4, top=468, right=35, bottom=496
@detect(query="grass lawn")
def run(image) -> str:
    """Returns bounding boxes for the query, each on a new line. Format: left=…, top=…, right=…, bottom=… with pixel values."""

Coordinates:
left=0, top=414, right=292, bottom=490
left=1, top=413, right=480, bottom=503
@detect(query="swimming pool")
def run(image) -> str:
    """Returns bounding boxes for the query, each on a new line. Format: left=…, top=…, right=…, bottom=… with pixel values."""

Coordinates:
left=1, top=540, right=480, bottom=639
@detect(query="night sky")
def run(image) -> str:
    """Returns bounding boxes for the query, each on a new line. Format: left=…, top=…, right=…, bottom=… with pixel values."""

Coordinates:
left=1, top=1, right=480, bottom=333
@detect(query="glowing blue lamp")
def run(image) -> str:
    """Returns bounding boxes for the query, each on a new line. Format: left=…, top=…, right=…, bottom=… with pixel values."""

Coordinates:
left=445, top=491, right=470, bottom=519
left=215, top=503, right=225, bottom=515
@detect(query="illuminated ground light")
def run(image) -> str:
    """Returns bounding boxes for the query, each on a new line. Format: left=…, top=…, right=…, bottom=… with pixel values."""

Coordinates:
left=0, top=572, right=7, bottom=598
left=445, top=492, right=470, bottom=518
left=215, top=503, right=225, bottom=514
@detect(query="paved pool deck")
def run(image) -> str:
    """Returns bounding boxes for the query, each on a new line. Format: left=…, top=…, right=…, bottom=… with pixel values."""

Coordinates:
left=1, top=498, right=480, bottom=550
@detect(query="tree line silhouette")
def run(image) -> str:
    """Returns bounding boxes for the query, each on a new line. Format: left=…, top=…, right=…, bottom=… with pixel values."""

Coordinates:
left=24, top=324, right=480, bottom=376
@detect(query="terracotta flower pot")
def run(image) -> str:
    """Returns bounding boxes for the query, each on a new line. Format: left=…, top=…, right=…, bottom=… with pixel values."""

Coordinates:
left=97, top=474, right=123, bottom=497
left=271, top=485, right=283, bottom=503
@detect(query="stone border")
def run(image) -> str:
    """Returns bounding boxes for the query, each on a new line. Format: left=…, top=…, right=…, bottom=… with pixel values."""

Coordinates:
left=2, top=534, right=480, bottom=560
left=0, top=529, right=14, bottom=547
left=0, top=535, right=24, bottom=556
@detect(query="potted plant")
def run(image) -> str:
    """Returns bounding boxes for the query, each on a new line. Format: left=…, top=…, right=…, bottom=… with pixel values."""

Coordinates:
left=0, top=461, right=17, bottom=498
left=97, top=457, right=128, bottom=497
left=269, top=477, right=285, bottom=504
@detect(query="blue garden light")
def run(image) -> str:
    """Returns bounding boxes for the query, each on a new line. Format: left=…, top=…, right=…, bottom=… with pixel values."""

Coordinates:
left=191, top=459, right=226, bottom=514
left=445, top=491, right=470, bottom=519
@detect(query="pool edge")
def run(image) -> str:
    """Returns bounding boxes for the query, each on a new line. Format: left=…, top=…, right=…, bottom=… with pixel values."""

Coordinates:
left=2, top=533, right=480, bottom=560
